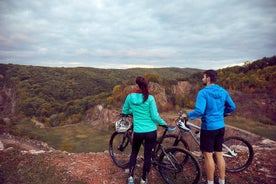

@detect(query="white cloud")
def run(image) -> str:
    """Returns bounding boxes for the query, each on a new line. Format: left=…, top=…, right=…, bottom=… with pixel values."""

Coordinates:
left=0, top=0, right=275, bottom=69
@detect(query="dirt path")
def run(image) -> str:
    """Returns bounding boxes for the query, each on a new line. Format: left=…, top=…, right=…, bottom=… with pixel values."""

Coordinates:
left=0, top=138, right=41, bottom=151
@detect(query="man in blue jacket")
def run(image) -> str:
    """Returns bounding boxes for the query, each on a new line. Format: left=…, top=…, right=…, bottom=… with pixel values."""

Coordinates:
left=183, top=70, right=236, bottom=184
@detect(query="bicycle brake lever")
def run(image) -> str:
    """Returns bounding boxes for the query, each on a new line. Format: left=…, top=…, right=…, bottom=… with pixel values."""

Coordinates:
left=177, top=121, right=191, bottom=132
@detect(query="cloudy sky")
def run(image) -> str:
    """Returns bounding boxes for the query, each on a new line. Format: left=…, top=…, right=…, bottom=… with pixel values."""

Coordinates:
left=0, top=0, right=275, bottom=69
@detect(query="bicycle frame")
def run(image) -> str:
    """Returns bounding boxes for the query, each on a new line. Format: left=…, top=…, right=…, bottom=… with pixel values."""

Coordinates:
left=177, top=114, right=238, bottom=159
left=153, top=127, right=180, bottom=170
left=184, top=121, right=201, bottom=145
left=169, top=110, right=254, bottom=174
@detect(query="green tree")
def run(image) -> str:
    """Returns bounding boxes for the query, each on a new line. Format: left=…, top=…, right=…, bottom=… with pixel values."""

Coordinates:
left=144, top=73, right=161, bottom=83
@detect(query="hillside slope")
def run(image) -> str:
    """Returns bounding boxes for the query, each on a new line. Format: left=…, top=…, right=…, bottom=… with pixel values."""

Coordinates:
left=0, top=133, right=275, bottom=184
left=0, top=56, right=275, bottom=127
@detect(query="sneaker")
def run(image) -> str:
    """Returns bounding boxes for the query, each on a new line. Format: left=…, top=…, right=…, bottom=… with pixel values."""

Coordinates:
left=140, top=178, right=148, bottom=184
left=128, top=176, right=134, bottom=184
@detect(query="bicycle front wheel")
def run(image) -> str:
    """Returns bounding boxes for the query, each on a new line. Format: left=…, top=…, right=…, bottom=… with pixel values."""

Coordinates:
left=109, top=131, right=132, bottom=168
left=223, top=136, right=254, bottom=173
left=158, top=147, right=201, bottom=184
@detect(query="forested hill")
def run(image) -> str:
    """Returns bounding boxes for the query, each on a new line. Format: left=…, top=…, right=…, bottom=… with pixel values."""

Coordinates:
left=0, top=56, right=275, bottom=127
left=0, top=65, right=201, bottom=125
left=0, top=65, right=201, bottom=102
left=217, top=56, right=276, bottom=94
left=215, top=56, right=276, bottom=125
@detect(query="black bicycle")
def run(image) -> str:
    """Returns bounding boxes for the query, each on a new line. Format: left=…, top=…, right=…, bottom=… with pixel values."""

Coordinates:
left=162, top=111, right=254, bottom=173
left=109, top=114, right=202, bottom=184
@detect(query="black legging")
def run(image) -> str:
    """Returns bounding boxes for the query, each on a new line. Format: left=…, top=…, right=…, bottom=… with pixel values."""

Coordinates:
left=129, top=130, right=157, bottom=180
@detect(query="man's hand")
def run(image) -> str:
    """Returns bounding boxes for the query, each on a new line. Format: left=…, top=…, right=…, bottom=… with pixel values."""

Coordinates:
left=181, top=113, right=188, bottom=120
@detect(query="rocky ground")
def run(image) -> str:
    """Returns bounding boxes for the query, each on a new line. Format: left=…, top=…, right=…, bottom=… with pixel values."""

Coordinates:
left=0, top=133, right=275, bottom=184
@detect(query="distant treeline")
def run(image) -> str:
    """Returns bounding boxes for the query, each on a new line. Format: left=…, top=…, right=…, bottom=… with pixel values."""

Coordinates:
left=217, top=56, right=276, bottom=93
left=0, top=56, right=275, bottom=126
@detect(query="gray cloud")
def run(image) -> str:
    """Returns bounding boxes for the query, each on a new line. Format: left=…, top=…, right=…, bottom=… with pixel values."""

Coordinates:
left=0, top=0, right=275, bottom=69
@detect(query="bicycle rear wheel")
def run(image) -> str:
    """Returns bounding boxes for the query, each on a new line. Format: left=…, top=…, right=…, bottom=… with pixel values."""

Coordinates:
left=158, top=147, right=201, bottom=184
left=223, top=136, right=254, bottom=172
left=109, top=131, right=132, bottom=168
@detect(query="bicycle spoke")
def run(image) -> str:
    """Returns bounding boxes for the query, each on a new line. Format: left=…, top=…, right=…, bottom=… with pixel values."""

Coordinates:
left=223, top=136, right=254, bottom=172
left=159, top=147, right=201, bottom=184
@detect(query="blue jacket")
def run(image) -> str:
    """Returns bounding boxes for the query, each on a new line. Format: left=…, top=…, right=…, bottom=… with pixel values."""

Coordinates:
left=187, top=84, right=236, bottom=130
left=122, top=92, right=167, bottom=133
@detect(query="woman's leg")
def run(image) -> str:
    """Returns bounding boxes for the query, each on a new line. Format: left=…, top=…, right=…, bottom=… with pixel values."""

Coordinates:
left=129, top=133, right=143, bottom=177
left=142, top=131, right=157, bottom=180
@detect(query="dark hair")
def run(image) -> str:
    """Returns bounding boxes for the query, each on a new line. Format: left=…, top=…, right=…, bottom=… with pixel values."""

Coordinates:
left=136, top=76, right=149, bottom=102
left=204, top=70, right=218, bottom=83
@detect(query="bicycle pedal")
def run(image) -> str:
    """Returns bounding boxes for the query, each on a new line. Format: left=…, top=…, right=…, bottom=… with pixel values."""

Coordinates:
left=139, top=157, right=144, bottom=161
left=198, top=156, right=204, bottom=162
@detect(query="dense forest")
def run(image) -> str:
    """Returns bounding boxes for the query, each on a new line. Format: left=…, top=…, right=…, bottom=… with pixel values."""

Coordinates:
left=0, top=56, right=275, bottom=126
left=0, top=65, right=201, bottom=126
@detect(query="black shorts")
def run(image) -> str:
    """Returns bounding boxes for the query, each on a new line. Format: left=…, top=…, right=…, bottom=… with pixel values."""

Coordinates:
left=200, top=128, right=225, bottom=152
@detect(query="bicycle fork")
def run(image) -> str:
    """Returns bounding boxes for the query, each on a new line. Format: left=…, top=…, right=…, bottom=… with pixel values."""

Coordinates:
left=222, top=144, right=237, bottom=158
left=118, top=134, right=129, bottom=151
left=161, top=146, right=178, bottom=170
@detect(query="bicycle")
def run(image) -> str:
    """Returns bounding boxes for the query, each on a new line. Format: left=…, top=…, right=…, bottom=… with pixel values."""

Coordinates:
left=162, top=110, right=254, bottom=173
left=109, top=114, right=202, bottom=184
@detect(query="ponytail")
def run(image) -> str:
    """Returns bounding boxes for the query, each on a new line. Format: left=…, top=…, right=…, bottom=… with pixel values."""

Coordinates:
left=136, top=76, right=149, bottom=102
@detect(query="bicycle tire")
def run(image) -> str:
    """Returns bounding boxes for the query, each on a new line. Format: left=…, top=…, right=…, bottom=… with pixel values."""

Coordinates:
left=158, top=147, right=201, bottom=184
left=163, top=134, right=190, bottom=150
left=223, top=136, right=254, bottom=173
left=109, top=131, right=132, bottom=169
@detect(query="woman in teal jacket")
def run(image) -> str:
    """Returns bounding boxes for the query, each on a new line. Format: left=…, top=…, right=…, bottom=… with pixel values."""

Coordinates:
left=122, top=76, right=167, bottom=184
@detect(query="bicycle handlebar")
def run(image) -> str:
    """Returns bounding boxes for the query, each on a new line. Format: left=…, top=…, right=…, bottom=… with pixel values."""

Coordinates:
left=185, top=120, right=200, bottom=129
left=159, top=125, right=176, bottom=132
left=177, top=110, right=201, bottom=132
left=167, top=125, right=177, bottom=132
left=121, top=113, right=133, bottom=117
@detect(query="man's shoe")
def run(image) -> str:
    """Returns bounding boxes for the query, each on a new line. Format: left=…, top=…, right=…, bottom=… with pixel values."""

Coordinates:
left=128, top=176, right=134, bottom=184
left=140, top=178, right=148, bottom=184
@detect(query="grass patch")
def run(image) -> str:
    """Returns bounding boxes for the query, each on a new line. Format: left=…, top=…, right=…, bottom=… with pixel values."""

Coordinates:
left=12, top=119, right=113, bottom=153
left=225, top=116, right=276, bottom=141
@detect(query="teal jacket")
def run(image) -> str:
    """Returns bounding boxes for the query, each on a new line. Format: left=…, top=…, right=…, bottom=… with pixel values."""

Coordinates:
left=122, top=92, right=167, bottom=133
left=187, top=84, right=236, bottom=130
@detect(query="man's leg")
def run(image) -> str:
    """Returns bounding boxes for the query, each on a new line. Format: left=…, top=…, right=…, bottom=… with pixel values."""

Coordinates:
left=214, top=128, right=226, bottom=184
left=203, top=152, right=215, bottom=183
left=215, top=151, right=225, bottom=183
